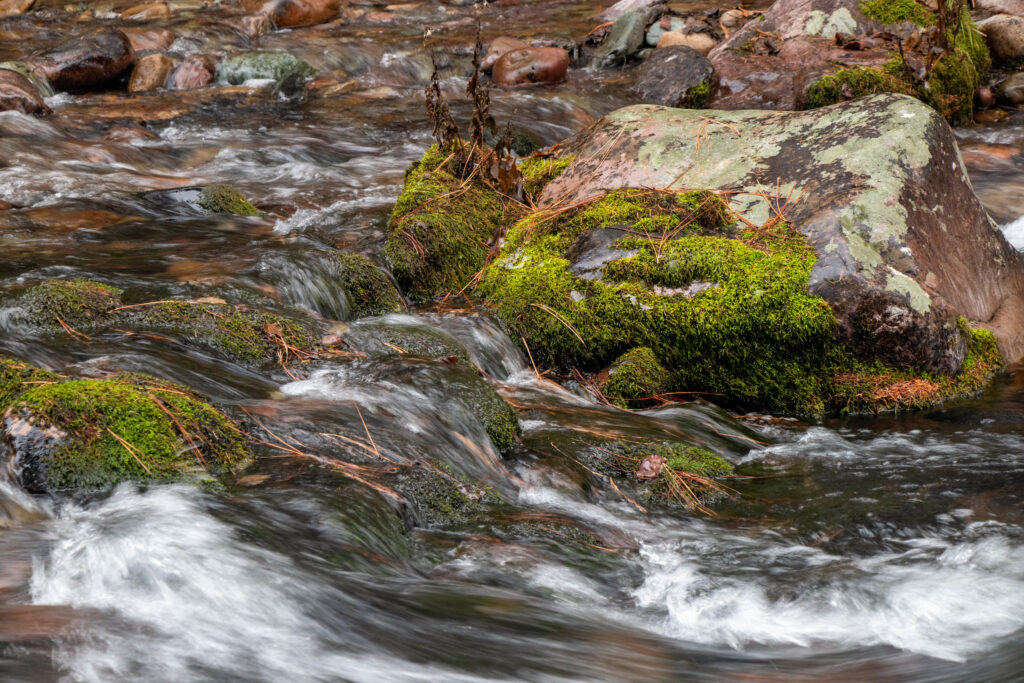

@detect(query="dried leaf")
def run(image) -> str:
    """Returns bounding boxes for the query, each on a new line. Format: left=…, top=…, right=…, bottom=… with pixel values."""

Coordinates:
left=635, top=455, right=667, bottom=481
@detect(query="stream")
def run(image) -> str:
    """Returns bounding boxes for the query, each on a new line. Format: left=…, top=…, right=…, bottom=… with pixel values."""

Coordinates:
left=1, top=1, right=1024, bottom=681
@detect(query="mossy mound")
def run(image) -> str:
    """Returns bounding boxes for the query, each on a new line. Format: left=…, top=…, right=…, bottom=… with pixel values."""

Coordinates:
left=198, top=184, right=262, bottom=216
left=448, top=365, right=520, bottom=456
left=2, top=366, right=250, bottom=492
left=600, top=347, right=666, bottom=409
left=335, top=253, right=403, bottom=319
left=592, top=441, right=734, bottom=509
left=218, top=51, right=315, bottom=85
left=808, top=6, right=989, bottom=125
left=519, top=155, right=574, bottom=204
left=394, top=462, right=501, bottom=527
left=9, top=279, right=123, bottom=331
left=123, top=300, right=320, bottom=366
left=477, top=188, right=836, bottom=414
left=384, top=144, right=521, bottom=301
left=0, top=359, right=61, bottom=411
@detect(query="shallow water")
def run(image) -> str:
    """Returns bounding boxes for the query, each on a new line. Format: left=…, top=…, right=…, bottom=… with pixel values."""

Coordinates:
left=0, top=1, right=1022, bottom=681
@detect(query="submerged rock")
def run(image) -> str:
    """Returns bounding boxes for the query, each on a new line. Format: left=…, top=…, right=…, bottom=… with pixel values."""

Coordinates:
left=218, top=51, right=315, bottom=85
left=0, top=363, right=249, bottom=492
left=599, top=347, right=666, bottom=408
left=197, top=184, right=261, bottom=216
left=630, top=45, right=711, bottom=108
left=334, top=253, right=403, bottom=319
left=29, top=29, right=135, bottom=92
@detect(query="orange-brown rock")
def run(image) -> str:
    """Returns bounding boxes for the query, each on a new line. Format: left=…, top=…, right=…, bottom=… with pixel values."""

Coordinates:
left=120, top=2, right=171, bottom=20
left=656, top=30, right=716, bottom=55
left=29, top=29, right=134, bottom=92
left=128, top=53, right=175, bottom=93
left=0, top=68, right=47, bottom=114
left=492, top=47, right=568, bottom=86
left=241, top=0, right=338, bottom=28
left=167, top=54, right=214, bottom=90
left=121, top=27, right=175, bottom=53
left=0, top=0, right=33, bottom=18
left=481, top=36, right=527, bottom=73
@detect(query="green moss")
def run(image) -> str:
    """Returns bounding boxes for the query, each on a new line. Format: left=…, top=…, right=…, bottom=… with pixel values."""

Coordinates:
left=683, top=80, right=710, bottom=109
left=10, top=374, right=250, bottom=491
left=805, top=65, right=914, bottom=110
left=478, top=188, right=836, bottom=414
left=198, top=184, right=262, bottom=216
left=597, top=441, right=734, bottom=509
left=218, top=51, right=315, bottom=85
left=0, top=359, right=61, bottom=413
left=396, top=462, right=500, bottom=527
left=384, top=145, right=520, bottom=301
left=134, top=301, right=318, bottom=365
left=10, top=279, right=122, bottom=330
left=519, top=155, right=574, bottom=204
left=600, top=347, right=666, bottom=408
left=335, top=253, right=402, bottom=319
left=451, top=367, right=520, bottom=456
left=860, top=0, right=935, bottom=27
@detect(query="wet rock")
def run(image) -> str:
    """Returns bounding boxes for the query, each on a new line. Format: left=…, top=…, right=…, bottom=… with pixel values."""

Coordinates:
left=218, top=51, right=315, bottom=85
left=239, top=13, right=273, bottom=41
left=631, top=45, right=712, bottom=108
left=8, top=279, right=123, bottom=332
left=0, top=0, right=32, bottom=17
left=0, top=366, right=249, bottom=492
left=121, top=27, right=175, bottom=53
left=240, top=0, right=338, bottom=28
left=996, top=72, right=1024, bottom=104
left=334, top=253, right=403, bottom=319
left=167, top=54, right=214, bottom=90
left=645, top=15, right=684, bottom=47
left=197, top=184, right=261, bottom=215
left=482, top=36, right=527, bottom=73
left=534, top=95, right=1024, bottom=371
left=120, top=2, right=171, bottom=20
left=492, top=47, right=568, bottom=86
left=0, top=61, right=53, bottom=98
left=599, top=0, right=660, bottom=22
left=979, top=14, right=1024, bottom=66
left=127, top=53, right=174, bottom=93
left=29, top=28, right=134, bottom=92
left=594, top=6, right=662, bottom=67
left=656, top=30, right=716, bottom=55
left=0, top=68, right=49, bottom=115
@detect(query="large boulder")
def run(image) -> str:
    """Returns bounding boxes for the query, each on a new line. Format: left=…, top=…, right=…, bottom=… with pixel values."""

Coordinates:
left=29, top=29, right=135, bottom=92
left=630, top=45, right=711, bottom=107
left=706, top=0, right=990, bottom=124
left=978, top=14, right=1024, bottom=65
left=530, top=95, right=1024, bottom=376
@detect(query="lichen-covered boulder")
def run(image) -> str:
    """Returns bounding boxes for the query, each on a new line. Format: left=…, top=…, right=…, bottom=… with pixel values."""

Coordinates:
left=0, top=363, right=249, bottom=492
left=706, top=0, right=990, bottom=124
left=534, top=95, right=1024, bottom=377
left=217, top=52, right=315, bottom=85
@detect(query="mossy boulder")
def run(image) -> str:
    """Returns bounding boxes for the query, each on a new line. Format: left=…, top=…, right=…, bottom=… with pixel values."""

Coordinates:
left=707, top=0, right=990, bottom=125
left=197, top=184, right=261, bottom=216
left=334, top=253, right=403, bottom=319
left=519, top=155, right=573, bottom=204
left=599, top=347, right=667, bottom=408
left=1, top=364, right=250, bottom=492
left=344, top=317, right=471, bottom=363
left=8, top=279, right=123, bottom=331
left=447, top=364, right=520, bottom=456
left=217, top=51, right=315, bottom=85
left=384, top=144, right=521, bottom=301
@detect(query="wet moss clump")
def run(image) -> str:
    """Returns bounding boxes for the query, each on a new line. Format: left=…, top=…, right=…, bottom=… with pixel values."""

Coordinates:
left=384, top=144, right=520, bottom=300
left=8, top=373, right=250, bottom=491
left=198, top=184, right=262, bottom=216
left=450, top=366, right=520, bottom=456
left=477, top=188, right=837, bottom=414
left=860, top=0, right=935, bottom=27
left=600, top=347, right=666, bottom=408
left=335, top=253, right=403, bottom=319
left=395, top=462, right=500, bottom=527
left=683, top=80, right=710, bottom=109
left=127, top=300, right=319, bottom=366
left=9, top=279, right=122, bottom=330
left=805, top=64, right=914, bottom=110
left=0, top=358, right=61, bottom=411
left=597, top=441, right=734, bottom=509
left=519, top=155, right=574, bottom=204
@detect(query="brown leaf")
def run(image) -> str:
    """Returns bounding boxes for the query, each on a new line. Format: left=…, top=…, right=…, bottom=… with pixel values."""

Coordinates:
left=635, top=455, right=667, bottom=481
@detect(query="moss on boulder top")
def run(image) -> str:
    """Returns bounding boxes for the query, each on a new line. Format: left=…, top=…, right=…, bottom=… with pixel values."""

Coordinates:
left=599, top=346, right=667, bottom=409
left=335, top=253, right=403, bottom=319
left=0, top=361, right=250, bottom=492
left=384, top=144, right=522, bottom=301
left=9, top=279, right=123, bottom=331
left=198, top=184, right=262, bottom=216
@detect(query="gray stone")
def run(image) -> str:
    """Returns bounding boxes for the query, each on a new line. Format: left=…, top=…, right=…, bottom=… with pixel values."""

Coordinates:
left=594, top=6, right=662, bottom=67
left=979, top=14, right=1024, bottom=65
left=631, top=45, right=712, bottom=107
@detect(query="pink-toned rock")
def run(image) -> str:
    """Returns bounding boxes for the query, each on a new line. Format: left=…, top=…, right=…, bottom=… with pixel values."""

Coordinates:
left=482, top=36, right=527, bottom=73
left=121, top=27, right=175, bottom=53
left=0, top=68, right=48, bottom=115
left=492, top=47, right=568, bottom=86
left=127, top=53, right=174, bottom=92
left=240, top=13, right=272, bottom=40
left=656, top=30, right=716, bottom=55
left=120, top=2, right=171, bottom=20
left=167, top=54, right=214, bottom=90
left=241, top=0, right=338, bottom=27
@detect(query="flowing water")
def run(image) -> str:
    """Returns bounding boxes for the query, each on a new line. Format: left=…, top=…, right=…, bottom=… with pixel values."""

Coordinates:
left=1, top=1, right=1023, bottom=681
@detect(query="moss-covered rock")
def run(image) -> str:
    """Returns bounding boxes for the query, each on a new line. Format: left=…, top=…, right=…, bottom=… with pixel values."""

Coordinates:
left=448, top=365, right=520, bottom=456
left=384, top=144, right=521, bottom=300
left=217, top=51, right=315, bottom=85
left=345, top=318, right=471, bottom=362
left=805, top=63, right=914, bottom=110
left=8, top=279, right=122, bottom=331
left=600, top=347, right=666, bottom=408
left=519, top=155, right=573, bottom=204
left=334, top=253, right=403, bottom=319
left=197, top=184, right=262, bottom=216
left=393, top=461, right=500, bottom=527
left=860, top=0, right=934, bottom=27
left=0, top=359, right=61, bottom=412
left=3, top=369, right=250, bottom=492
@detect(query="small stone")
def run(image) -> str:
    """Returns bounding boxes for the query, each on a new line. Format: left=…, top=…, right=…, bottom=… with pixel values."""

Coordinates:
left=240, top=0, right=338, bottom=28
left=167, top=55, right=214, bottom=90
left=0, top=68, right=50, bottom=115
left=482, top=36, right=527, bottom=73
left=218, top=51, right=315, bottom=85
left=979, top=14, right=1024, bottom=66
left=656, top=30, right=717, bottom=55
left=120, top=2, right=171, bottom=20
left=127, top=53, right=174, bottom=93
left=646, top=16, right=685, bottom=47
left=492, top=47, right=568, bottom=86
left=996, top=72, right=1024, bottom=105
left=121, top=27, right=175, bottom=53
